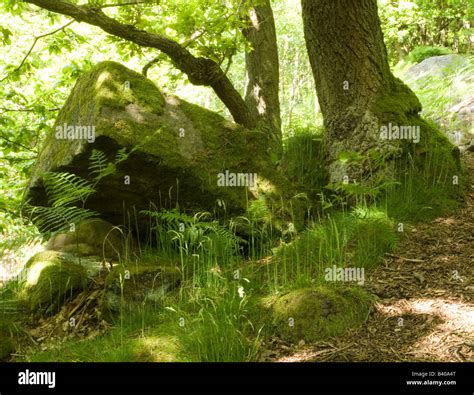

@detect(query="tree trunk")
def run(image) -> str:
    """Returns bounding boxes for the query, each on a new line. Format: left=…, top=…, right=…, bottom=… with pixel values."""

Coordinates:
left=242, top=0, right=282, bottom=153
left=301, top=0, right=426, bottom=183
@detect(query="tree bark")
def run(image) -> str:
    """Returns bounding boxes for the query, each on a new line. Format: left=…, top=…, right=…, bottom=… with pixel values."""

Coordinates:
left=301, top=0, right=423, bottom=183
left=242, top=0, right=282, bottom=150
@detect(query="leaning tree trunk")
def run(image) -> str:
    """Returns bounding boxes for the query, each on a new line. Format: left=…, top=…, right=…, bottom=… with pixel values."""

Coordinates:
left=242, top=0, right=282, bottom=155
left=301, top=0, right=458, bottom=184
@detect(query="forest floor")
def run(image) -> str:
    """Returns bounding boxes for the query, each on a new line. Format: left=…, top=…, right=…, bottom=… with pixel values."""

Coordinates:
left=268, top=153, right=474, bottom=362
left=9, top=154, right=473, bottom=363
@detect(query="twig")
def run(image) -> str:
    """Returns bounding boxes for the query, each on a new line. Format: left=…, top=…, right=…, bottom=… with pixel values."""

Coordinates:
left=384, top=253, right=424, bottom=263
left=98, top=1, right=157, bottom=8
left=0, top=134, right=37, bottom=153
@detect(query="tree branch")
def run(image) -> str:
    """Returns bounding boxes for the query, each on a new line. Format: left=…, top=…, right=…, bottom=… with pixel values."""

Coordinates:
left=23, top=0, right=256, bottom=129
left=0, top=134, right=38, bottom=153
left=0, top=20, right=75, bottom=83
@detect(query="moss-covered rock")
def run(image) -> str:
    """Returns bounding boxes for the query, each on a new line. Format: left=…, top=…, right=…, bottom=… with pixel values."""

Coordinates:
left=18, top=251, right=88, bottom=314
left=25, top=61, right=281, bottom=235
left=46, top=218, right=125, bottom=260
left=102, top=264, right=181, bottom=319
left=263, top=287, right=372, bottom=343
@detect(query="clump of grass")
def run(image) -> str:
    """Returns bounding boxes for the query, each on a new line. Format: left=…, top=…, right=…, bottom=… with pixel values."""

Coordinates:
left=260, top=207, right=397, bottom=292
left=280, top=127, right=328, bottom=200
left=183, top=288, right=261, bottom=362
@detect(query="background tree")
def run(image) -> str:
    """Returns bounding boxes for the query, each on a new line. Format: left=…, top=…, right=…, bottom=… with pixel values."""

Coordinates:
left=301, top=0, right=459, bottom=183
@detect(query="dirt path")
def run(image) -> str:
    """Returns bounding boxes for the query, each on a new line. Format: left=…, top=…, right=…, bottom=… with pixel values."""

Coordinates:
left=276, top=153, right=474, bottom=362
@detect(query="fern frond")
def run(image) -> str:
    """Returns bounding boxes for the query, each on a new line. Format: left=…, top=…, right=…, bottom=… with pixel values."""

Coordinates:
left=26, top=204, right=98, bottom=233
left=88, top=149, right=116, bottom=183
left=114, top=147, right=130, bottom=165
left=43, top=172, right=95, bottom=207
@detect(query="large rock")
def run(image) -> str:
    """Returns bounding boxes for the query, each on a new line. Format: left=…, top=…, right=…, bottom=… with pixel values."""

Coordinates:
left=46, top=218, right=125, bottom=260
left=25, top=62, right=278, bottom=235
left=18, top=251, right=89, bottom=314
left=403, top=55, right=468, bottom=82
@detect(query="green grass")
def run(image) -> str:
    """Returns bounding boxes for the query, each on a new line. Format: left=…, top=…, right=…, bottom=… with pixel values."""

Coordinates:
left=254, top=206, right=398, bottom=293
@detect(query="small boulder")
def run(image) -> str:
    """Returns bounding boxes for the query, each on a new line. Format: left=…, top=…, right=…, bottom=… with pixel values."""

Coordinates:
left=264, top=287, right=372, bottom=343
left=102, top=264, right=181, bottom=318
left=18, top=251, right=88, bottom=314
left=46, top=218, right=124, bottom=260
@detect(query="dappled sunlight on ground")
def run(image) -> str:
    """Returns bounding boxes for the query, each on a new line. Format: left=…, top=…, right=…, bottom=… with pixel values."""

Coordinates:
left=376, top=298, right=474, bottom=361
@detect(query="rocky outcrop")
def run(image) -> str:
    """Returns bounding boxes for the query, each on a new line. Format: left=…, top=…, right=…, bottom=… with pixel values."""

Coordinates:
left=403, top=55, right=468, bottom=81
left=25, top=61, right=279, bottom=235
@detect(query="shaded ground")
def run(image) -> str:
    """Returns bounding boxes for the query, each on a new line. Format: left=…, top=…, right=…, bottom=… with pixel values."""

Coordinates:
left=9, top=156, right=473, bottom=363
left=271, top=153, right=474, bottom=362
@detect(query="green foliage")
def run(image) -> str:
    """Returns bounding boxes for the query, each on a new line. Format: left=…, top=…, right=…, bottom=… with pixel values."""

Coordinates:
left=89, top=147, right=131, bottom=184
left=24, top=148, right=131, bottom=234
left=141, top=209, right=242, bottom=257
left=262, top=208, right=397, bottom=292
left=281, top=128, right=327, bottom=199
left=43, top=172, right=96, bottom=208
left=184, top=290, right=261, bottom=362
left=25, top=205, right=98, bottom=234
left=379, top=0, right=474, bottom=64
left=407, top=45, right=453, bottom=63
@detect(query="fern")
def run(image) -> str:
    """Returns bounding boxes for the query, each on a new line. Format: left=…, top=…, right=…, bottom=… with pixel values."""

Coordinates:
left=89, top=147, right=131, bottom=185
left=25, top=205, right=98, bottom=233
left=141, top=209, right=242, bottom=245
left=28, top=148, right=129, bottom=234
left=88, top=149, right=111, bottom=182
left=141, top=209, right=208, bottom=225
left=43, top=172, right=95, bottom=207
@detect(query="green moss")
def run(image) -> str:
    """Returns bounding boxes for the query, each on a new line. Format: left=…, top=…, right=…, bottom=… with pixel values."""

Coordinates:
left=372, top=77, right=422, bottom=124
left=369, top=74, right=463, bottom=221
left=264, top=286, right=372, bottom=343
left=19, top=251, right=87, bottom=314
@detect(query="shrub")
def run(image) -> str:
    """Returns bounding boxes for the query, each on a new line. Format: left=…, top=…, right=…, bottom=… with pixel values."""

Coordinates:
left=407, top=46, right=452, bottom=64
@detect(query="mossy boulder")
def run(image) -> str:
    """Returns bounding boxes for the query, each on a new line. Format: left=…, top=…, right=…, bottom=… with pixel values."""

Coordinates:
left=25, top=61, right=281, bottom=235
left=264, top=287, right=372, bottom=343
left=46, top=218, right=125, bottom=260
left=102, top=264, right=181, bottom=319
left=18, top=251, right=88, bottom=314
